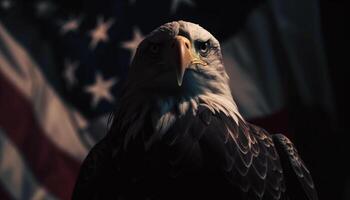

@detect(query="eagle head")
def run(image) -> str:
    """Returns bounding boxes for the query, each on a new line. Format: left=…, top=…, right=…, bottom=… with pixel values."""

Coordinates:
left=121, top=21, right=242, bottom=124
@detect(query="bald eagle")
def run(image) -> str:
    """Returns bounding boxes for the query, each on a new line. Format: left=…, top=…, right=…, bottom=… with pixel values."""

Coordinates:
left=73, top=21, right=318, bottom=200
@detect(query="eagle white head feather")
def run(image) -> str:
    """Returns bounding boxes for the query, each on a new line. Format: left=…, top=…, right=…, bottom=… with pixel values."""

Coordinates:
left=118, top=21, right=244, bottom=144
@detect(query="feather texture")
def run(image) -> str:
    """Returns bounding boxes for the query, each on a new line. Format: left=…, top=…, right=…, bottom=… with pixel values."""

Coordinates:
left=73, top=105, right=317, bottom=200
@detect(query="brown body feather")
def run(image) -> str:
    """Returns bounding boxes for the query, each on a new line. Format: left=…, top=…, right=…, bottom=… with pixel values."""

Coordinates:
left=73, top=105, right=317, bottom=200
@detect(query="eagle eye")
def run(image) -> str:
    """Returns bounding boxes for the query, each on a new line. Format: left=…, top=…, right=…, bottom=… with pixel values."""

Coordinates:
left=149, top=43, right=160, bottom=54
left=195, top=40, right=210, bottom=56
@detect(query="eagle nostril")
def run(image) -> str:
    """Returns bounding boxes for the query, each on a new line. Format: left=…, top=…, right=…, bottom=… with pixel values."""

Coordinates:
left=185, top=42, right=189, bottom=49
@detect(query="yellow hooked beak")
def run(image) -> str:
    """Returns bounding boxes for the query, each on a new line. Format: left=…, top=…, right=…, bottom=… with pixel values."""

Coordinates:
left=171, top=35, right=207, bottom=86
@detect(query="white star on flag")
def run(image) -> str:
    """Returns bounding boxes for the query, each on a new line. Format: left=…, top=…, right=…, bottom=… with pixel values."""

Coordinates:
left=85, top=73, right=117, bottom=107
left=35, top=0, right=56, bottom=17
left=1, top=0, right=13, bottom=10
left=60, top=16, right=82, bottom=35
left=121, top=27, right=144, bottom=61
left=171, top=0, right=195, bottom=13
left=89, top=16, right=114, bottom=49
left=63, top=59, right=79, bottom=88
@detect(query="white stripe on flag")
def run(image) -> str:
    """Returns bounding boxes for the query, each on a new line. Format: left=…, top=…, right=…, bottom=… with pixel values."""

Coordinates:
left=0, top=128, right=57, bottom=200
left=0, top=21, right=88, bottom=161
left=222, top=6, right=285, bottom=119
left=222, top=2, right=334, bottom=119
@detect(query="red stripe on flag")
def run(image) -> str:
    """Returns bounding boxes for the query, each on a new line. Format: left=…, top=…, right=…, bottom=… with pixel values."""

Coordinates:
left=0, top=71, right=82, bottom=200
left=248, top=109, right=292, bottom=137
left=0, top=185, right=12, bottom=200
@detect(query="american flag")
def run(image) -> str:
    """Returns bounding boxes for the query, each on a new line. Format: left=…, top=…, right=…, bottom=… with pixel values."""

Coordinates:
left=0, top=0, right=333, bottom=199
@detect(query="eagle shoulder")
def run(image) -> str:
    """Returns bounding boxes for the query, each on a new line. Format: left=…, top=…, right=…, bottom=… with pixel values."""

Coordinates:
left=159, top=107, right=287, bottom=199
left=272, top=134, right=318, bottom=200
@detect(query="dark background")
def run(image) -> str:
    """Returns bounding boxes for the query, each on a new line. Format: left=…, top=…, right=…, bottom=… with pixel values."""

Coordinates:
left=307, top=0, right=347, bottom=199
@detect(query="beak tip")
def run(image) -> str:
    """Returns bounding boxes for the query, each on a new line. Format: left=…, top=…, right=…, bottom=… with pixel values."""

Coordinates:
left=176, top=68, right=185, bottom=87
left=177, top=77, right=183, bottom=87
